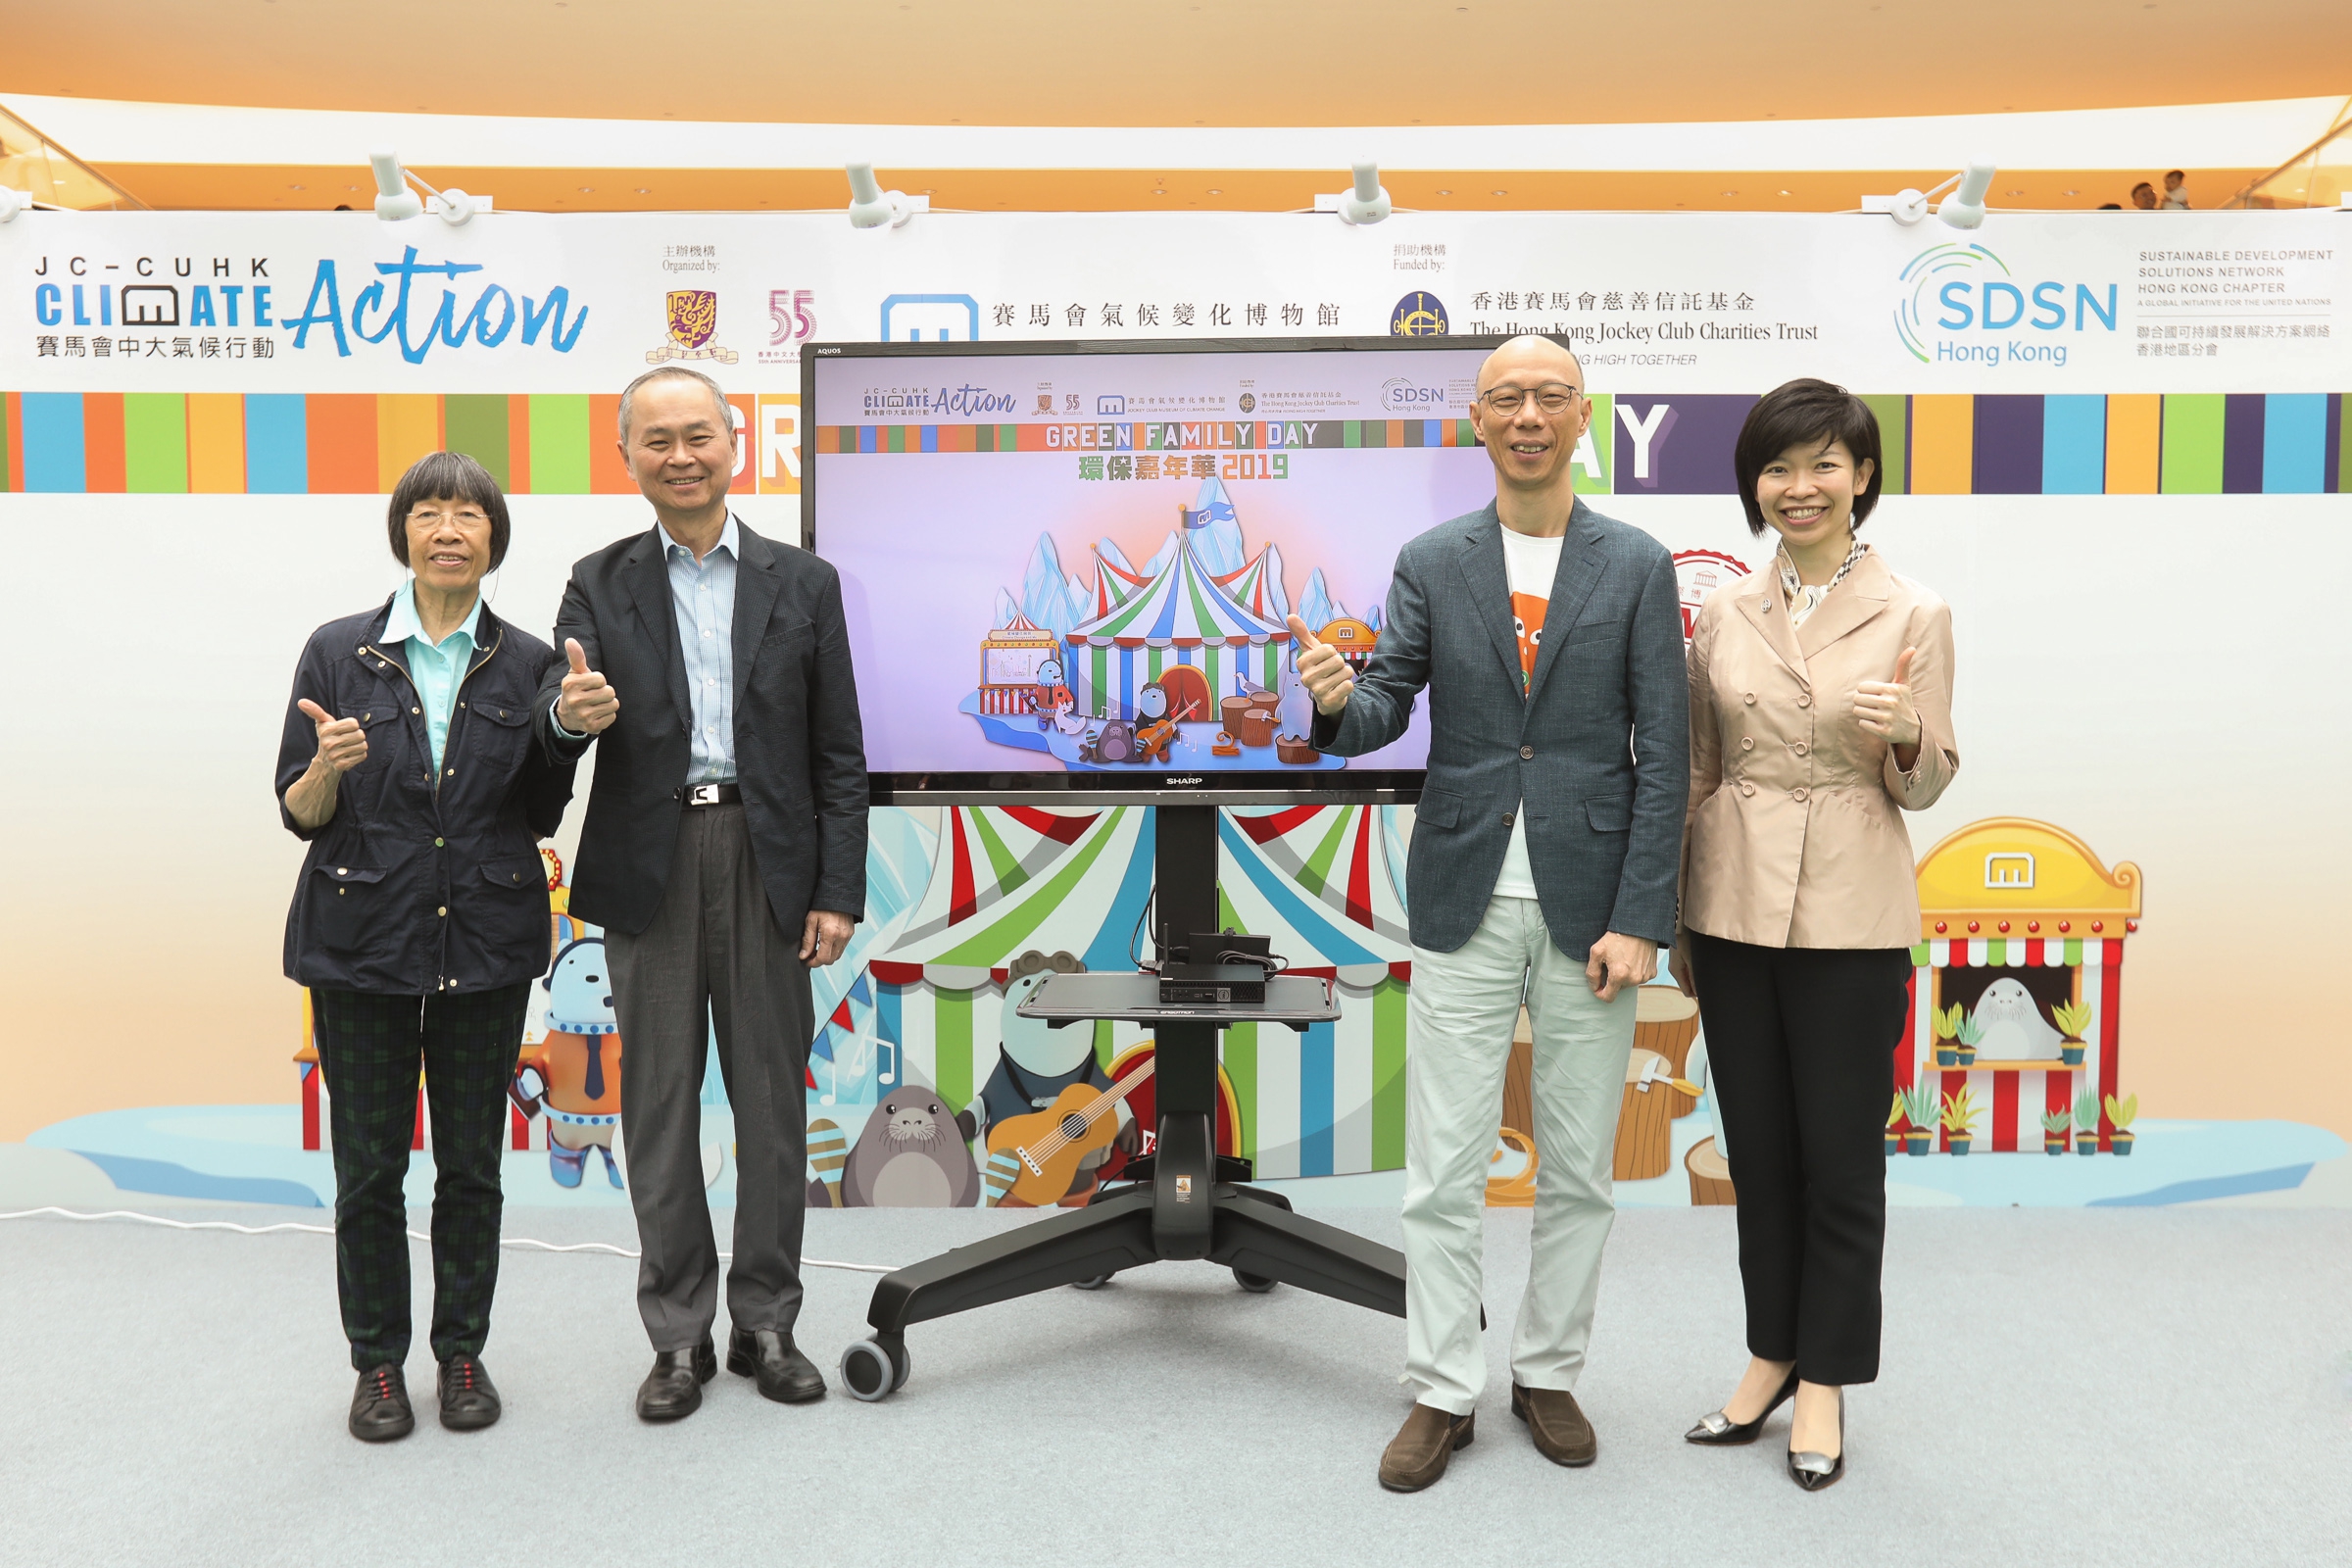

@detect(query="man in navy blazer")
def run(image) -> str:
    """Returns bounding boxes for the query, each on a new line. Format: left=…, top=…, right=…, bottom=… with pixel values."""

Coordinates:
left=1296, top=336, right=1688, bottom=1491
left=537, top=367, right=866, bottom=1422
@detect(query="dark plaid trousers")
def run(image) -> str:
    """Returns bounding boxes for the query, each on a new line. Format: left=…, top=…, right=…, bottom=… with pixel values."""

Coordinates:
left=311, top=983, right=529, bottom=1370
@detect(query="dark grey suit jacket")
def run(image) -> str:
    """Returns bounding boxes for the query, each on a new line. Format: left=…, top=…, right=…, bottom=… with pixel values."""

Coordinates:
left=1314, top=498, right=1688, bottom=957
left=535, top=519, right=867, bottom=938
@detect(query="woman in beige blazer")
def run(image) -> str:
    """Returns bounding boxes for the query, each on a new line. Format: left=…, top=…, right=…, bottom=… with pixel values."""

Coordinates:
left=1670, top=379, right=1956, bottom=1491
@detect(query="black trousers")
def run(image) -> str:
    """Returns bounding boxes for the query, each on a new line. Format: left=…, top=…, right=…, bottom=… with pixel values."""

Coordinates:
left=1688, top=933, right=1912, bottom=1387
left=312, top=983, right=529, bottom=1370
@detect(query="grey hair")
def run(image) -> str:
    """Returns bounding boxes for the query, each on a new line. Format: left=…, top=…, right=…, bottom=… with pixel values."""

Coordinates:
left=617, top=366, right=736, bottom=444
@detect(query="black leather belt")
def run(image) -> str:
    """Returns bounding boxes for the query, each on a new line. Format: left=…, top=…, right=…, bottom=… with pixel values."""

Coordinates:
left=680, top=783, right=742, bottom=807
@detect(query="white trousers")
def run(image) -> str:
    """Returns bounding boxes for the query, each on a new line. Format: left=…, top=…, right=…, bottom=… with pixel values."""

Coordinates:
left=1402, top=895, right=1637, bottom=1414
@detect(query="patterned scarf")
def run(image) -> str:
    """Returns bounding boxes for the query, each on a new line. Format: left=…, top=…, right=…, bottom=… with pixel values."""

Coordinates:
left=1777, top=538, right=1869, bottom=629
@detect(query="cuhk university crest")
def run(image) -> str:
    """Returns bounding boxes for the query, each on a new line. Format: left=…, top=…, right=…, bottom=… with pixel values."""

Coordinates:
left=648, top=290, right=738, bottom=366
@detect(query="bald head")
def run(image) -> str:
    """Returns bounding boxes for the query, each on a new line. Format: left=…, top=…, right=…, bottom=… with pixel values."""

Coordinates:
left=1477, top=333, right=1585, bottom=397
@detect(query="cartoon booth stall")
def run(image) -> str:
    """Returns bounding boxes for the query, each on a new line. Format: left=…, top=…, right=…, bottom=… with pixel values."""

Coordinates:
left=1901, top=818, right=2143, bottom=1154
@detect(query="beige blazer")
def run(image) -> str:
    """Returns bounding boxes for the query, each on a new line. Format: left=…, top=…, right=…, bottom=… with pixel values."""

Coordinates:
left=1681, top=548, right=1957, bottom=950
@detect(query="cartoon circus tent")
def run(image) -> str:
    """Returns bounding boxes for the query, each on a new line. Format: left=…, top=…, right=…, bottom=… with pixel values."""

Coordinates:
left=1064, top=521, right=1291, bottom=721
left=854, top=801, right=1418, bottom=1181
left=975, top=613, right=1060, bottom=715
left=1900, top=818, right=2142, bottom=1152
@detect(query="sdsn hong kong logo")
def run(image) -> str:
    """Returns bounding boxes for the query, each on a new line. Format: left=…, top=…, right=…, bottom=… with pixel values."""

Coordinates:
left=1380, top=376, right=1449, bottom=414
left=1893, top=243, right=2117, bottom=368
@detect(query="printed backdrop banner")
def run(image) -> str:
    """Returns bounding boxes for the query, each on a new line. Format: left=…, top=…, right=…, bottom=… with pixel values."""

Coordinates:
left=1, top=210, right=2346, bottom=1214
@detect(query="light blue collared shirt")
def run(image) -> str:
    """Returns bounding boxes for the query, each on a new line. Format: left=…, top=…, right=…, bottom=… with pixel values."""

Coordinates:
left=663, top=514, right=738, bottom=785
left=382, top=579, right=483, bottom=775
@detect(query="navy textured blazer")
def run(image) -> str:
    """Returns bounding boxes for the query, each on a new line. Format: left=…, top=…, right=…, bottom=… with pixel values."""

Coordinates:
left=1314, top=498, right=1689, bottom=957
left=535, top=520, right=868, bottom=938
left=277, top=599, right=576, bottom=995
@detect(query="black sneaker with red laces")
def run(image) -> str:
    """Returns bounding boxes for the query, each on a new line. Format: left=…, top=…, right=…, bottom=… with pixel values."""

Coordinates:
left=436, top=1352, right=503, bottom=1431
left=349, top=1363, right=416, bottom=1443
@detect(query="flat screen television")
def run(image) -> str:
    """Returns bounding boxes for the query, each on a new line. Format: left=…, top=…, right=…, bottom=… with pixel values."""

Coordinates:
left=806, top=335, right=1503, bottom=805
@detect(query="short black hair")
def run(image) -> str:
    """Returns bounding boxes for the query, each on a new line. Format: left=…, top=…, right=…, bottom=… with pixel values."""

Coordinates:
left=387, top=451, right=512, bottom=569
left=1732, top=378, right=1885, bottom=537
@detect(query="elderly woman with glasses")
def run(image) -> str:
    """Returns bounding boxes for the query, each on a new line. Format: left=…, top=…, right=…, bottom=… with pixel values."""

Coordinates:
left=276, top=451, right=575, bottom=1442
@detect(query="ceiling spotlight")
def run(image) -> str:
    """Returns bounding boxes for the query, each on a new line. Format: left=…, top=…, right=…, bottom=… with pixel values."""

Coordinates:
left=368, top=150, right=488, bottom=224
left=1889, top=159, right=1997, bottom=228
left=1338, top=163, right=1392, bottom=224
left=846, top=162, right=922, bottom=228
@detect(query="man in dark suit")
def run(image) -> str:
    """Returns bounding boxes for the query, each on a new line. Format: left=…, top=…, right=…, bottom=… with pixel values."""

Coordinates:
left=537, top=367, right=866, bottom=1421
left=1293, top=336, right=1688, bottom=1491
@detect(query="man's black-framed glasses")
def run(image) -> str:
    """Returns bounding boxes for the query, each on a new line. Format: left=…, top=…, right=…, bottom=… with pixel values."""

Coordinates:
left=1477, top=383, right=1583, bottom=416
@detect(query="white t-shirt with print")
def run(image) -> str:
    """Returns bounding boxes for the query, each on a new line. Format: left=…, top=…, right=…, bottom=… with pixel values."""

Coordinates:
left=1491, top=526, right=1565, bottom=900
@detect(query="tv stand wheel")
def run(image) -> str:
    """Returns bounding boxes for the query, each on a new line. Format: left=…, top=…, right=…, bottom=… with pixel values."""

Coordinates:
left=1071, top=1273, right=1115, bottom=1291
left=840, top=1336, right=910, bottom=1401
left=1233, top=1268, right=1277, bottom=1294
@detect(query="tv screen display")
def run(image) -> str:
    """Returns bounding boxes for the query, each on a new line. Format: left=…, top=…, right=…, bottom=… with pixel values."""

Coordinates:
left=807, top=337, right=1502, bottom=803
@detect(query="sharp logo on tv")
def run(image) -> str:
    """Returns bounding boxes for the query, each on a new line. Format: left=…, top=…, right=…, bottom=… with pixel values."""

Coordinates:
left=1894, top=242, right=2117, bottom=368
left=1164, top=777, right=1203, bottom=785
left=879, top=292, right=981, bottom=342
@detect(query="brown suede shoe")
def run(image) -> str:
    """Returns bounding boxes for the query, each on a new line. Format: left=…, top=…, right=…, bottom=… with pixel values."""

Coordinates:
left=1511, top=1383, right=1597, bottom=1466
left=1378, top=1403, right=1475, bottom=1492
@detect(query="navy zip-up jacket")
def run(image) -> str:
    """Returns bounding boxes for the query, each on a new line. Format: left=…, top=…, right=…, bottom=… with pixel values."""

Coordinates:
left=277, top=596, right=576, bottom=995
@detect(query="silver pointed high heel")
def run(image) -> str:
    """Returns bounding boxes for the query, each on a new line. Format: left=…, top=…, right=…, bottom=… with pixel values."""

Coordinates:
left=1685, top=1365, right=1797, bottom=1446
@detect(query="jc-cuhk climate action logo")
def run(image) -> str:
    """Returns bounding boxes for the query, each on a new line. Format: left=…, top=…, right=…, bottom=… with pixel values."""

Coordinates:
left=1894, top=243, right=2118, bottom=368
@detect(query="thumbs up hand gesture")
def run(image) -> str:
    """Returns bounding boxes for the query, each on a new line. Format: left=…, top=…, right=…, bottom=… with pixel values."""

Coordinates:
left=557, top=637, right=620, bottom=735
left=1854, top=646, right=1921, bottom=748
left=1287, top=613, right=1354, bottom=716
left=297, top=698, right=369, bottom=775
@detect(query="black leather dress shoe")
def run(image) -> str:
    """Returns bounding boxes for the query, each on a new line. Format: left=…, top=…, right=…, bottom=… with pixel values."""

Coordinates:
left=436, top=1352, right=502, bottom=1431
left=349, top=1363, right=416, bottom=1443
left=635, top=1335, right=717, bottom=1422
left=727, top=1327, right=827, bottom=1403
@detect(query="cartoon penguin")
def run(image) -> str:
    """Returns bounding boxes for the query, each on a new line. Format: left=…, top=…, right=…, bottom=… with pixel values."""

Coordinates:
left=513, top=936, right=624, bottom=1189
left=838, top=1086, right=978, bottom=1206
left=961, top=950, right=1141, bottom=1205
left=1030, top=658, right=1074, bottom=731
left=1973, top=978, right=2064, bottom=1060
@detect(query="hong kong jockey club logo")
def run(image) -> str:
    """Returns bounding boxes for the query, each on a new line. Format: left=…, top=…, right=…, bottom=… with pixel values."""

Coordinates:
left=1672, top=548, right=1751, bottom=646
left=648, top=289, right=737, bottom=366
left=1390, top=291, right=1448, bottom=337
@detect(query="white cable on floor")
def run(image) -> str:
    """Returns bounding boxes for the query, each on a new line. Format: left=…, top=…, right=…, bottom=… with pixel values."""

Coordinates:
left=0, top=1206, right=898, bottom=1274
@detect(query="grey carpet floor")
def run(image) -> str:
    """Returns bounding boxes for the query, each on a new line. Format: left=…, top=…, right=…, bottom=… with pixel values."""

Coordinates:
left=2, top=1204, right=2347, bottom=1568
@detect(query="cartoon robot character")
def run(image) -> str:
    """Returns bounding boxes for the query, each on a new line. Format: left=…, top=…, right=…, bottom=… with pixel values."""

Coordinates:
left=513, top=936, right=624, bottom=1189
left=1029, top=657, right=1074, bottom=732
left=958, top=951, right=1142, bottom=1206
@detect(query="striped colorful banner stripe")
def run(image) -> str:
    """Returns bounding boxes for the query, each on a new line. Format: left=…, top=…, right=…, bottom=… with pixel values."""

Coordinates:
left=807, top=392, right=2351, bottom=498
left=4, top=391, right=2343, bottom=496
left=0, top=390, right=800, bottom=496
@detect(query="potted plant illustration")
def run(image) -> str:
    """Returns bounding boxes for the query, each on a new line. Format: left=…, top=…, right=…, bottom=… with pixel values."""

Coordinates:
left=2039, top=1108, right=2071, bottom=1154
left=1885, top=1093, right=1906, bottom=1156
left=2074, top=1089, right=2101, bottom=1154
left=1932, top=1003, right=1963, bottom=1067
left=1900, top=1084, right=1940, bottom=1154
left=1951, top=1009, right=1983, bottom=1068
left=2104, top=1093, right=2138, bottom=1155
left=1939, top=1085, right=1983, bottom=1155
left=2051, top=1000, right=2092, bottom=1067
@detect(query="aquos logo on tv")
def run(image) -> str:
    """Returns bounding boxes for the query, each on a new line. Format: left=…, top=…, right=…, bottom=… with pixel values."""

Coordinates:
left=1894, top=243, right=2118, bottom=368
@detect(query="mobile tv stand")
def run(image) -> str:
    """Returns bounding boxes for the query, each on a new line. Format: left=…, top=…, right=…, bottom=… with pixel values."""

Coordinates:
left=838, top=804, right=1408, bottom=1401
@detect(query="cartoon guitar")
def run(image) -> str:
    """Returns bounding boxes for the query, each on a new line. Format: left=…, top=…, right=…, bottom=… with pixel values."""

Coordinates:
left=984, top=1057, right=1156, bottom=1207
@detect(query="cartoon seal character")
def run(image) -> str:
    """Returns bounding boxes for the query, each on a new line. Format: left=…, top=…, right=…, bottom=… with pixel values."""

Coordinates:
left=513, top=936, right=624, bottom=1189
left=838, top=1086, right=978, bottom=1207
left=1974, top=977, right=2064, bottom=1060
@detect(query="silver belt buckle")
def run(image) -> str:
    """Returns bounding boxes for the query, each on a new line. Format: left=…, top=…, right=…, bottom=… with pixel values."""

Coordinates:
left=688, top=784, right=722, bottom=806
